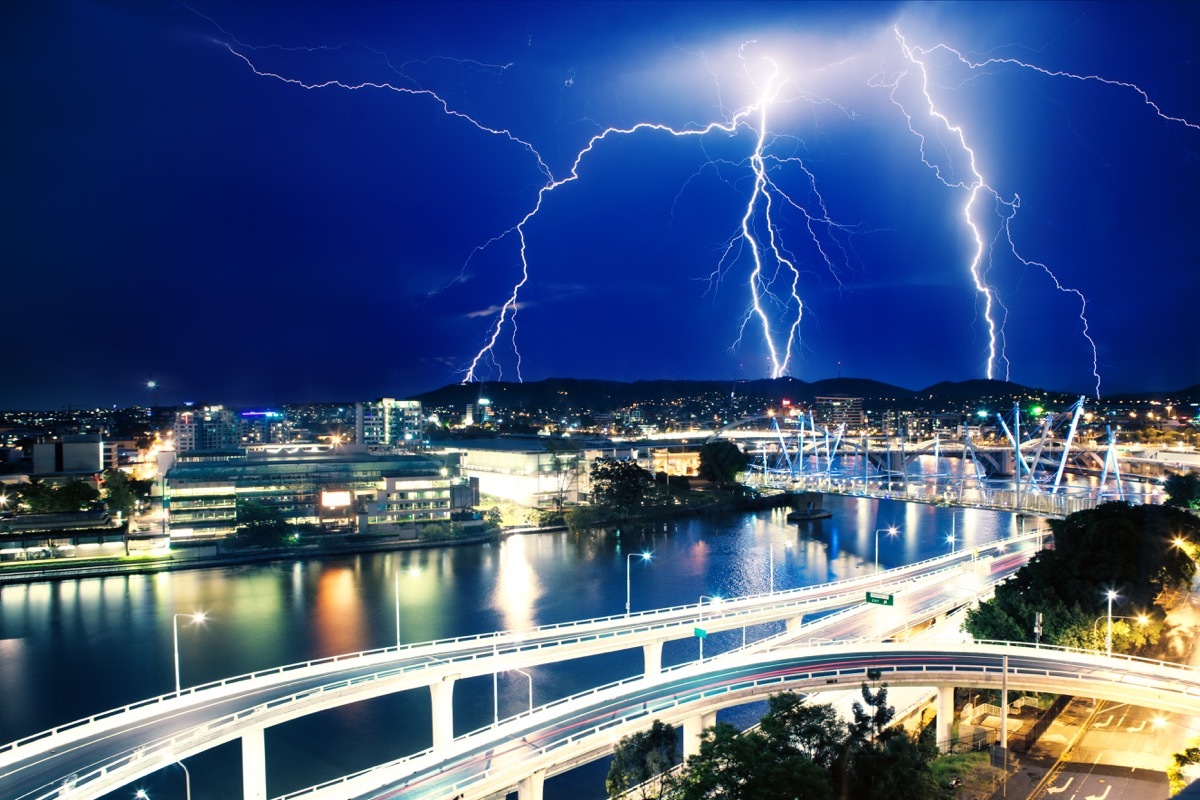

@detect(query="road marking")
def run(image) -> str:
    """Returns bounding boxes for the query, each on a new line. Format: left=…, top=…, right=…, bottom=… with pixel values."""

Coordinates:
left=1125, top=720, right=1145, bottom=733
left=1085, top=784, right=1111, bottom=800
left=1046, top=776, right=1073, bottom=794
left=1092, top=714, right=1113, bottom=728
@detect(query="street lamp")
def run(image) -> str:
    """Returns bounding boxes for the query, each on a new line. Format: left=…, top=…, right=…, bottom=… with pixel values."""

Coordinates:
left=176, top=761, right=192, bottom=800
left=947, top=533, right=956, bottom=554
left=513, top=668, right=533, bottom=713
left=699, top=595, right=721, bottom=662
left=172, top=611, right=207, bottom=695
left=1105, top=590, right=1117, bottom=657
left=874, top=526, right=898, bottom=573
left=1092, top=611, right=1147, bottom=655
left=625, top=551, right=652, bottom=617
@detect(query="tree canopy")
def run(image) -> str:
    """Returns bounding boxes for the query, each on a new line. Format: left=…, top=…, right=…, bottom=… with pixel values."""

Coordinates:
left=607, top=720, right=679, bottom=800
left=10, top=477, right=101, bottom=514
left=1165, top=471, right=1200, bottom=509
left=612, top=691, right=946, bottom=800
left=590, top=457, right=652, bottom=514
left=965, top=502, right=1198, bottom=651
left=698, top=441, right=749, bottom=487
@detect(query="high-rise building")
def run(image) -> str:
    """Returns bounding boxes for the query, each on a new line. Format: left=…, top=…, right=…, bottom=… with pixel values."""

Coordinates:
left=814, top=396, right=865, bottom=429
left=239, top=410, right=291, bottom=444
left=173, top=406, right=240, bottom=453
left=356, top=399, right=423, bottom=450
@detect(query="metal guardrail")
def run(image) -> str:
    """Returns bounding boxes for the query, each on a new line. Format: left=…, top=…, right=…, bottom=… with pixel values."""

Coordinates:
left=339, top=638, right=1200, bottom=800
left=0, top=533, right=1042, bottom=760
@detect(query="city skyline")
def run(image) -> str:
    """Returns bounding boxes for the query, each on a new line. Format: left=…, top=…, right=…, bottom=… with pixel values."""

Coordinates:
left=4, top=1, right=1198, bottom=409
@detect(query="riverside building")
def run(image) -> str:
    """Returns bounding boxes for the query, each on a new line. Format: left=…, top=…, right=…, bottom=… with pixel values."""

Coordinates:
left=165, top=445, right=460, bottom=539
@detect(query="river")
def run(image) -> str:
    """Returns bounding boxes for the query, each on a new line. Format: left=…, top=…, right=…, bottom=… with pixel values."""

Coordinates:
left=0, top=496, right=1032, bottom=799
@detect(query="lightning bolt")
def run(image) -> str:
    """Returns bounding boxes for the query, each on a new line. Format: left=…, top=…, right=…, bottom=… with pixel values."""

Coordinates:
left=210, top=18, right=856, bottom=384
left=878, top=28, right=1199, bottom=399
left=462, top=44, right=859, bottom=382
left=202, top=12, right=1192, bottom=395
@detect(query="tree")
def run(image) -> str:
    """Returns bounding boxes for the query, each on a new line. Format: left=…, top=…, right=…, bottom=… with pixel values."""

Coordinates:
left=13, top=478, right=100, bottom=514
left=590, top=458, right=652, bottom=514
left=606, top=720, right=678, bottom=799
left=232, top=499, right=294, bottom=548
left=845, top=731, right=946, bottom=800
left=1165, top=471, right=1200, bottom=509
left=698, top=441, right=749, bottom=487
left=1169, top=735, right=1200, bottom=795
left=101, top=469, right=138, bottom=513
left=674, top=722, right=833, bottom=800
left=757, top=692, right=846, bottom=770
left=848, top=683, right=895, bottom=745
left=965, top=502, right=1199, bottom=652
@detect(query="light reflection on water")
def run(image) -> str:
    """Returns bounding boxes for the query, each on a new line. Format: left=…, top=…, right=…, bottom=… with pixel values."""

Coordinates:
left=0, top=497, right=1031, bottom=799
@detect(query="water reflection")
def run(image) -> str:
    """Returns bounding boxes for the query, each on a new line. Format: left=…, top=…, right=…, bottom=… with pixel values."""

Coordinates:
left=0, top=497, right=1033, bottom=799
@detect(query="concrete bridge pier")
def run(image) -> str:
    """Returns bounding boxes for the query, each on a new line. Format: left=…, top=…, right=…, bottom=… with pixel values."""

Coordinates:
left=643, top=641, right=663, bottom=678
left=242, top=726, right=267, bottom=800
left=936, top=685, right=954, bottom=753
left=786, top=615, right=804, bottom=635
left=683, top=710, right=718, bottom=758
left=431, top=676, right=457, bottom=749
left=517, top=769, right=546, bottom=800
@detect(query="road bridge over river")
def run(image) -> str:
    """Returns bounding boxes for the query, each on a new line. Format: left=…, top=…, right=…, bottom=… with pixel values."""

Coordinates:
left=0, top=532, right=1101, bottom=800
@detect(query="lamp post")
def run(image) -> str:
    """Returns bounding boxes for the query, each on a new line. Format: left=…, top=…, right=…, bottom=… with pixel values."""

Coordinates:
left=172, top=612, right=207, bottom=695
left=176, top=760, right=192, bottom=800
left=1105, top=590, right=1117, bottom=657
left=699, top=595, right=721, bottom=662
left=513, top=668, right=533, bottom=713
left=874, top=526, right=898, bottom=573
left=1093, top=610, right=1146, bottom=656
left=947, top=533, right=956, bottom=554
left=626, top=551, right=652, bottom=617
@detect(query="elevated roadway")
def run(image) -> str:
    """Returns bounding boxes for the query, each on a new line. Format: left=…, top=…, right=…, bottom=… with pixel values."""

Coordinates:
left=308, top=640, right=1200, bottom=800
left=0, top=536, right=1039, bottom=800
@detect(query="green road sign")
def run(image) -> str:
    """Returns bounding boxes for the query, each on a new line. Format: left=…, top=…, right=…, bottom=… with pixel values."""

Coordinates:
left=865, top=591, right=894, bottom=606
left=694, top=627, right=707, bottom=639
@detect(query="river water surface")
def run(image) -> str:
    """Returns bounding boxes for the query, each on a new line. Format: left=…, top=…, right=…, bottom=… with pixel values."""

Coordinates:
left=0, top=496, right=1033, bottom=799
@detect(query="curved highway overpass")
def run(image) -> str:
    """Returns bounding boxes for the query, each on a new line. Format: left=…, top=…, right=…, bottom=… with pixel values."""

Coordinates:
left=302, top=640, right=1200, bottom=800
left=0, top=538, right=1038, bottom=800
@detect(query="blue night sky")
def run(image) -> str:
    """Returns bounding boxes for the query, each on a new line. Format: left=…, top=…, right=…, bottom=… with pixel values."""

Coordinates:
left=3, top=1, right=1198, bottom=408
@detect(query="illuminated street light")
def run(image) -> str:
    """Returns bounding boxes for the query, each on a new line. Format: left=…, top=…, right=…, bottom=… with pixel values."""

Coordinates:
left=513, top=668, right=533, bottom=713
left=173, top=612, right=208, bottom=695
left=874, top=526, right=898, bottom=573
left=1105, top=590, right=1117, bottom=657
left=625, top=551, right=652, bottom=617
left=1092, top=611, right=1147, bottom=655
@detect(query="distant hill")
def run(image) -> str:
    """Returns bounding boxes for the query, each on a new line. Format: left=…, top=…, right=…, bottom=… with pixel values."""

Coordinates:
left=410, top=376, right=1119, bottom=412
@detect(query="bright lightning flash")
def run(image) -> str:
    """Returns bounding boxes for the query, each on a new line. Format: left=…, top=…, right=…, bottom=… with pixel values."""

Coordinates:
left=205, top=12, right=1195, bottom=395
left=878, top=28, right=1199, bottom=399
left=214, top=26, right=855, bottom=384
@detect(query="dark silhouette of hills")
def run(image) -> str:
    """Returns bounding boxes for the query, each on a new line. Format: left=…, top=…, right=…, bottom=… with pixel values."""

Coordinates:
left=410, top=375, right=1175, bottom=412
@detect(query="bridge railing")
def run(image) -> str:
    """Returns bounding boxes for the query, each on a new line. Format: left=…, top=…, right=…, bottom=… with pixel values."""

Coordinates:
left=287, top=632, right=1200, bottom=800
left=273, top=586, right=998, bottom=800
left=0, top=533, right=1044, bottom=762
